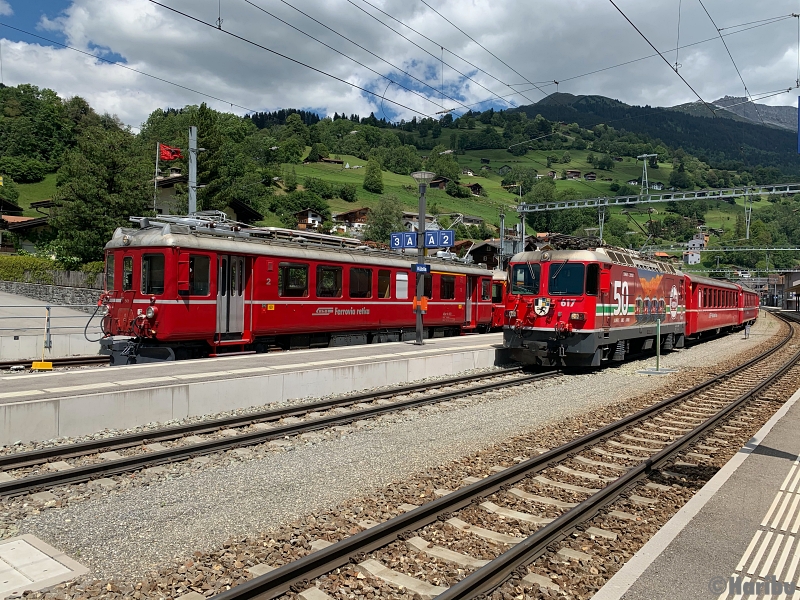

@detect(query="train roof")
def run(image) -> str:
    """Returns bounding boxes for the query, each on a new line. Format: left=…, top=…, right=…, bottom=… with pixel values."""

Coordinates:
left=682, top=272, right=740, bottom=291
left=106, top=213, right=492, bottom=276
left=509, top=247, right=680, bottom=275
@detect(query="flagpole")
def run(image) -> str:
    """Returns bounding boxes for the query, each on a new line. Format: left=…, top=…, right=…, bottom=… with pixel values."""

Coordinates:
left=153, top=142, right=160, bottom=213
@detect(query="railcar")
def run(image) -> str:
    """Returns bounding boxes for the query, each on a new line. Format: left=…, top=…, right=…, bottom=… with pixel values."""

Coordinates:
left=683, top=274, right=742, bottom=337
left=503, top=238, right=686, bottom=367
left=740, top=285, right=759, bottom=324
left=99, top=213, right=493, bottom=364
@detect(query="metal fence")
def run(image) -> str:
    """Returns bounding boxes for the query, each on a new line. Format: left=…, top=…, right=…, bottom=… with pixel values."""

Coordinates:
left=0, top=304, right=104, bottom=346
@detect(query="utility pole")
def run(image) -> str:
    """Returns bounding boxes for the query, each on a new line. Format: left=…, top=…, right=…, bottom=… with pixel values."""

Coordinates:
left=188, top=126, right=198, bottom=215
left=499, top=213, right=505, bottom=269
left=637, top=154, right=658, bottom=196
left=411, top=171, right=435, bottom=345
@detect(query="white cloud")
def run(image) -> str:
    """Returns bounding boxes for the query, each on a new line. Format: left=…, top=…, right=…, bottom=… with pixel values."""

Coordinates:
left=0, top=0, right=12, bottom=16
left=1, top=0, right=799, bottom=126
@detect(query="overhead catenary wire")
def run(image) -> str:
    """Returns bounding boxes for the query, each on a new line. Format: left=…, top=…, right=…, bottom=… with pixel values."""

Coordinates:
left=241, top=0, right=457, bottom=112
left=269, top=0, right=474, bottom=113
left=697, top=0, right=765, bottom=126
left=346, top=0, right=529, bottom=107
left=146, top=0, right=437, bottom=119
left=461, top=14, right=795, bottom=109
left=607, top=0, right=716, bottom=116
left=418, top=0, right=548, bottom=98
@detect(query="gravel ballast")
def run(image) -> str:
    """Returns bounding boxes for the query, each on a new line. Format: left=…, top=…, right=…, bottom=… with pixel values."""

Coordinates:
left=14, top=316, right=777, bottom=581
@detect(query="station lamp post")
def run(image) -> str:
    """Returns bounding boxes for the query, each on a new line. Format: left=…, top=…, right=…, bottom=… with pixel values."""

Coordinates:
left=410, top=171, right=436, bottom=345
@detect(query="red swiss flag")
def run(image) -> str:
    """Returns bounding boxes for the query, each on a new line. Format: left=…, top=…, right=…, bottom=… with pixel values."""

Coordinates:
left=159, top=144, right=183, bottom=161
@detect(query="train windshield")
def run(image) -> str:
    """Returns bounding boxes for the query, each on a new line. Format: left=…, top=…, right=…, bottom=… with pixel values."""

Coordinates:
left=511, top=264, right=541, bottom=295
left=549, top=263, right=585, bottom=295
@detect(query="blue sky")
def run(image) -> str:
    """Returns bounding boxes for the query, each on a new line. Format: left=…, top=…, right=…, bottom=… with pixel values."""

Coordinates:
left=1, top=1, right=69, bottom=45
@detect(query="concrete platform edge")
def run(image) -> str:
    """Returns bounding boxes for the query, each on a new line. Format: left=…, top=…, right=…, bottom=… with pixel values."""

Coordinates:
left=592, top=387, right=800, bottom=600
left=0, top=346, right=504, bottom=445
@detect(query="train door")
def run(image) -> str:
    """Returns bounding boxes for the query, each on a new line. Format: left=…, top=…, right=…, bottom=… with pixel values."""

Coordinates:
left=599, top=267, right=612, bottom=329
left=117, top=254, right=136, bottom=331
left=465, top=276, right=478, bottom=327
left=216, top=255, right=246, bottom=336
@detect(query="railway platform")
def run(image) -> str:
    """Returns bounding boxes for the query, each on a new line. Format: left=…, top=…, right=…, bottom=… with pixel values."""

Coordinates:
left=594, top=385, right=800, bottom=600
left=0, top=332, right=503, bottom=446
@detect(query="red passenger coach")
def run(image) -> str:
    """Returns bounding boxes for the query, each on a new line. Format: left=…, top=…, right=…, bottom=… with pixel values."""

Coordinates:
left=683, top=274, right=742, bottom=337
left=100, top=214, right=493, bottom=364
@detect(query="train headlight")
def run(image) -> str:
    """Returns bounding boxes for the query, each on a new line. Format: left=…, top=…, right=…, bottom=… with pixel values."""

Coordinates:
left=145, top=306, right=158, bottom=320
left=569, top=312, right=586, bottom=321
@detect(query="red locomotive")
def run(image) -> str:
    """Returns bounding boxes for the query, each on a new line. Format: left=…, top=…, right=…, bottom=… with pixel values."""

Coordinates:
left=503, top=235, right=758, bottom=367
left=99, top=213, right=495, bottom=364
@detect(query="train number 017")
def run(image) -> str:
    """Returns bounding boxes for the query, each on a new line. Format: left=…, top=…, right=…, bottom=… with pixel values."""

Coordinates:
left=613, top=281, right=630, bottom=316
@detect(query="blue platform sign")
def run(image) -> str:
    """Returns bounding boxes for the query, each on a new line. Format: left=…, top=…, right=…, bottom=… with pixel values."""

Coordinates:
left=411, top=263, right=431, bottom=273
left=390, top=232, right=417, bottom=249
left=423, top=229, right=455, bottom=248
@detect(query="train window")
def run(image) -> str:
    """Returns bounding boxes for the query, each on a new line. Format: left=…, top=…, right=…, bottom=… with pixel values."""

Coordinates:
left=317, top=266, right=342, bottom=298
left=349, top=268, right=372, bottom=298
left=440, top=275, right=456, bottom=300
left=511, top=264, right=540, bottom=295
left=423, top=274, right=432, bottom=299
left=105, top=253, right=115, bottom=291
left=189, top=255, right=210, bottom=296
left=220, top=258, right=228, bottom=297
left=585, top=264, right=600, bottom=296
left=549, top=263, right=585, bottom=296
left=279, top=263, right=308, bottom=297
left=396, top=272, right=409, bottom=299
left=492, top=283, right=504, bottom=304
left=481, top=279, right=491, bottom=301
left=230, top=260, right=238, bottom=297
left=141, top=254, right=165, bottom=295
left=122, top=256, right=133, bottom=291
left=378, top=270, right=391, bottom=299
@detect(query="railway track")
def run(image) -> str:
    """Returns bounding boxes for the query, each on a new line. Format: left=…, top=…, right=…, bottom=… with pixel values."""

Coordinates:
left=200, top=313, right=799, bottom=600
left=0, top=355, right=110, bottom=370
left=0, top=367, right=556, bottom=497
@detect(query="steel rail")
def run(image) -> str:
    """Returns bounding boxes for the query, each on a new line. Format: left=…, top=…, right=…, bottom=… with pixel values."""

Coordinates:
left=0, top=367, right=527, bottom=470
left=210, top=315, right=793, bottom=600
left=0, top=370, right=554, bottom=496
left=439, top=318, right=800, bottom=598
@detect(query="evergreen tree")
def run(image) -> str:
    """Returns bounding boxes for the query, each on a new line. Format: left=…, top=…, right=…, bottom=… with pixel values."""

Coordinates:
left=283, top=166, right=298, bottom=191
left=362, top=159, right=384, bottom=193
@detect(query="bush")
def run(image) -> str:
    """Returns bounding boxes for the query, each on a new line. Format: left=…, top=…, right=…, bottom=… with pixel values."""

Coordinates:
left=339, top=183, right=358, bottom=203
left=0, top=255, right=55, bottom=283
left=0, top=157, right=48, bottom=183
left=303, top=176, right=334, bottom=199
left=445, top=180, right=471, bottom=198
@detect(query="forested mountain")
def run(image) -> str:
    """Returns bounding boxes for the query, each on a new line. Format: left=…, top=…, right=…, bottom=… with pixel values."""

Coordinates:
left=511, top=93, right=800, bottom=176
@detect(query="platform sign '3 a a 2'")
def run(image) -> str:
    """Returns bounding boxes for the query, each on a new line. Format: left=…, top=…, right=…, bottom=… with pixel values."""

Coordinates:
left=612, top=281, right=630, bottom=316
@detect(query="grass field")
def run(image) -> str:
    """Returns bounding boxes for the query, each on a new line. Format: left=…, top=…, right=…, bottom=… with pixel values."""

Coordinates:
left=13, top=174, right=57, bottom=217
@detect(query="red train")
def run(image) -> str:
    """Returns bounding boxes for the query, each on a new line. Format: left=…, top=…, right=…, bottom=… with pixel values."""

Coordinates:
left=99, top=213, right=495, bottom=364
left=503, top=235, right=759, bottom=367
